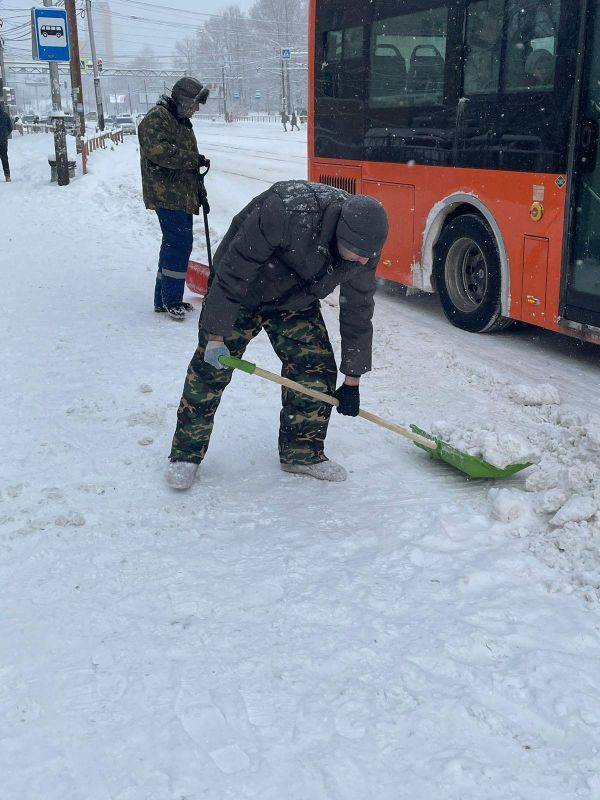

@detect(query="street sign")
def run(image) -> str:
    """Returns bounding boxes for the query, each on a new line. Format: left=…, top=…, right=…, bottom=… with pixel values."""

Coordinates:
left=281, top=48, right=291, bottom=60
left=32, top=7, right=70, bottom=63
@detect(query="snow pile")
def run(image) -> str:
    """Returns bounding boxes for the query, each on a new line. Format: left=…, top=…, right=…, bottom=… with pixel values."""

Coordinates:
left=488, top=393, right=600, bottom=601
left=509, top=383, right=560, bottom=406
left=429, top=421, right=539, bottom=469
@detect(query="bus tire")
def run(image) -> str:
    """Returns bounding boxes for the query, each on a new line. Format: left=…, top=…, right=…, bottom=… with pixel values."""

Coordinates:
left=434, top=214, right=511, bottom=333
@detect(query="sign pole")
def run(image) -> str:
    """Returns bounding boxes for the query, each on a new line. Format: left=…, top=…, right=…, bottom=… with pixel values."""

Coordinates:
left=0, top=39, right=6, bottom=97
left=285, top=58, right=291, bottom=116
left=65, top=0, right=85, bottom=152
left=43, top=0, right=70, bottom=186
left=85, top=0, right=104, bottom=131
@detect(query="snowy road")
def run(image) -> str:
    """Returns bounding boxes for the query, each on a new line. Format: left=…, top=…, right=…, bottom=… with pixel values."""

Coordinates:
left=1, top=123, right=600, bottom=799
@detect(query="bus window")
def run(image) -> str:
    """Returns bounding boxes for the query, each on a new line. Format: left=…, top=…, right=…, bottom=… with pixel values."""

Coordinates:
left=321, top=26, right=364, bottom=99
left=369, top=5, right=448, bottom=108
left=464, top=0, right=561, bottom=95
left=504, top=0, right=561, bottom=92
left=344, top=26, right=364, bottom=60
left=325, top=30, right=342, bottom=63
left=463, top=0, right=504, bottom=95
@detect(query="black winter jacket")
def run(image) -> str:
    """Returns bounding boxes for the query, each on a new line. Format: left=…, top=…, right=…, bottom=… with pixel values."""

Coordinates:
left=201, top=181, right=380, bottom=376
left=0, top=107, right=13, bottom=143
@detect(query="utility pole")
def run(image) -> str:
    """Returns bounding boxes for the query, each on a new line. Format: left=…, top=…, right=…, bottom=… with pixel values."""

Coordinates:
left=285, top=59, right=291, bottom=116
left=85, top=0, right=104, bottom=130
left=65, top=0, right=85, bottom=152
left=43, top=0, right=69, bottom=186
left=0, top=38, right=6, bottom=97
left=279, top=53, right=285, bottom=115
left=221, top=65, right=228, bottom=121
left=283, top=1, right=292, bottom=116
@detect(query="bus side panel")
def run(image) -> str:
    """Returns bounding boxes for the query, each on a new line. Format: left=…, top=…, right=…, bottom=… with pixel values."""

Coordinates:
left=310, top=156, right=571, bottom=328
left=363, top=180, right=415, bottom=285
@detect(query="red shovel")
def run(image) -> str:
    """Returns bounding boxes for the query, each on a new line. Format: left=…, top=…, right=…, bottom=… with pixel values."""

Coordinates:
left=186, top=260, right=210, bottom=295
left=186, top=164, right=212, bottom=296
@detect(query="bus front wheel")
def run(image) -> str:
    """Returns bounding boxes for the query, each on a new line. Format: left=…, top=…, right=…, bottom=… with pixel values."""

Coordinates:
left=434, top=214, right=511, bottom=333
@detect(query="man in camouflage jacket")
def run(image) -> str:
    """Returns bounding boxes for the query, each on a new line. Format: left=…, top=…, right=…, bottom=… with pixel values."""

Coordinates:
left=138, top=77, right=209, bottom=321
left=166, top=180, right=389, bottom=489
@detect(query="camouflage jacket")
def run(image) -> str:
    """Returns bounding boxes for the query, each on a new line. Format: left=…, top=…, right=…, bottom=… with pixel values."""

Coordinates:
left=201, top=181, right=380, bottom=376
left=137, top=95, right=202, bottom=215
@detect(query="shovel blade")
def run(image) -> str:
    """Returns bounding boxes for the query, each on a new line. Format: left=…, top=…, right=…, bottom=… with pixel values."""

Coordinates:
left=410, top=425, right=531, bottom=479
left=186, top=260, right=210, bottom=295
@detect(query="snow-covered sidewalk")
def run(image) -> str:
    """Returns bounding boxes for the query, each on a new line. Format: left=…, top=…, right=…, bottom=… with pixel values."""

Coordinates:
left=1, top=124, right=599, bottom=799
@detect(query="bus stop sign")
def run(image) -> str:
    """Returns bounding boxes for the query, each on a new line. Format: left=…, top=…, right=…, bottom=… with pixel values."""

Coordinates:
left=32, top=8, right=71, bottom=62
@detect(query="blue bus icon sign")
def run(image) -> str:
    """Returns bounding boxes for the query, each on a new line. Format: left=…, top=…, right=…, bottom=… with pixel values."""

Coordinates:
left=33, top=8, right=71, bottom=62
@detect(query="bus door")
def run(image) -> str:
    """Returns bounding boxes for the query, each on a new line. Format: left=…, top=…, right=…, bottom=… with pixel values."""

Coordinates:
left=563, top=0, right=600, bottom=326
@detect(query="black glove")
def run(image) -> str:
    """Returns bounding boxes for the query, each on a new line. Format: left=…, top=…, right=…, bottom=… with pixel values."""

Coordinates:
left=334, top=383, right=360, bottom=417
left=199, top=155, right=210, bottom=170
left=198, top=179, right=210, bottom=214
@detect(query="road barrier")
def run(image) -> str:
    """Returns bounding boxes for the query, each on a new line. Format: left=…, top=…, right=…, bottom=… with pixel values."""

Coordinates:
left=22, top=123, right=55, bottom=134
left=81, top=129, right=124, bottom=174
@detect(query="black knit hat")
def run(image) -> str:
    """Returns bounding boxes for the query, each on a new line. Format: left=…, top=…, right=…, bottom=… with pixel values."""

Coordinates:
left=336, top=195, right=389, bottom=259
left=172, top=77, right=209, bottom=105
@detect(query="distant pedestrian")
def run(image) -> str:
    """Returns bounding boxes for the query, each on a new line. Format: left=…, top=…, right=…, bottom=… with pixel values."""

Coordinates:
left=0, top=104, right=12, bottom=182
left=281, top=110, right=289, bottom=131
left=138, top=77, right=210, bottom=321
left=290, top=111, right=300, bottom=131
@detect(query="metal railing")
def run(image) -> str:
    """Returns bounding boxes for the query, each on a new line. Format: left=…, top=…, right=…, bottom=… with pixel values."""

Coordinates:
left=81, top=129, right=124, bottom=174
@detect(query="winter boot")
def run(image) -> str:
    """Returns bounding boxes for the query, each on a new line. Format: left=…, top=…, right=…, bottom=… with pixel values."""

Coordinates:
left=4, top=174, right=10, bottom=182
left=155, top=303, right=192, bottom=315
left=281, top=459, right=347, bottom=482
left=166, top=461, right=199, bottom=490
left=166, top=303, right=187, bottom=321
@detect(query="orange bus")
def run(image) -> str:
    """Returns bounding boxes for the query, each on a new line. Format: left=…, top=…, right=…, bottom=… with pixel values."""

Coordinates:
left=308, top=0, right=600, bottom=343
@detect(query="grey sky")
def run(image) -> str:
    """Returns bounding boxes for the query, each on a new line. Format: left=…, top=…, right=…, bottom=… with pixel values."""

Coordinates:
left=1, top=0, right=258, bottom=62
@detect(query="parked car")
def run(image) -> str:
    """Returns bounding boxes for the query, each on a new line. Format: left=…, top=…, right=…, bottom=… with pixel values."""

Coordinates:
left=21, top=114, right=37, bottom=125
left=115, top=115, right=136, bottom=135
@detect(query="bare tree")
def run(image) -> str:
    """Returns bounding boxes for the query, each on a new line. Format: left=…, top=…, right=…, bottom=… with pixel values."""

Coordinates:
left=172, top=0, right=308, bottom=116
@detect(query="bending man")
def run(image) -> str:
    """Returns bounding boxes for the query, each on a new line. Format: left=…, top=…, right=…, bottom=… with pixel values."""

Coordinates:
left=166, top=180, right=388, bottom=489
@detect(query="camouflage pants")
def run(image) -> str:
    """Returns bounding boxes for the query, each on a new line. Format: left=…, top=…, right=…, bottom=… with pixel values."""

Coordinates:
left=170, top=303, right=338, bottom=466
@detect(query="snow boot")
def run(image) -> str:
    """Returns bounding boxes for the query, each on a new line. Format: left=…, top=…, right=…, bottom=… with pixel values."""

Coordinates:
left=155, top=302, right=193, bottom=315
left=166, top=303, right=187, bottom=321
left=166, top=461, right=199, bottom=490
left=281, top=459, right=347, bottom=482
left=4, top=174, right=10, bottom=182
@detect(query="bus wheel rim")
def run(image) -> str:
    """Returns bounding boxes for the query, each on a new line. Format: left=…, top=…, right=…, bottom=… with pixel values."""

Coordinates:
left=445, top=237, right=489, bottom=313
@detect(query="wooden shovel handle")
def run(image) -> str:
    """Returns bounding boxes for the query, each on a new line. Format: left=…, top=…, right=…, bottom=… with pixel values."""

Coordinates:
left=252, top=365, right=437, bottom=451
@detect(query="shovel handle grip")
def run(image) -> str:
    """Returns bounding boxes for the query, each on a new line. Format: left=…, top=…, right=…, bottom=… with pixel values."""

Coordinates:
left=220, top=355, right=437, bottom=450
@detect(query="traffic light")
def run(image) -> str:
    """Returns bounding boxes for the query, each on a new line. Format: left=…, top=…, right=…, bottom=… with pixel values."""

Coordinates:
left=97, top=58, right=103, bottom=73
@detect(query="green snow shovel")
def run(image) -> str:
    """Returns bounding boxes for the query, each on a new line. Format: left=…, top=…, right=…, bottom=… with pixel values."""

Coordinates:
left=219, top=355, right=532, bottom=480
